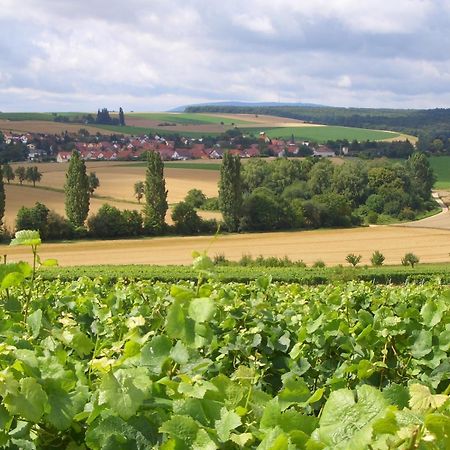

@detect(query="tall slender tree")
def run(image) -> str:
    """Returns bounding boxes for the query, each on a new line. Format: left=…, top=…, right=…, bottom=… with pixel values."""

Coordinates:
left=219, top=152, right=243, bottom=232
left=119, top=107, right=126, bottom=126
left=0, top=165, right=5, bottom=229
left=143, top=151, right=168, bottom=234
left=64, top=151, right=90, bottom=227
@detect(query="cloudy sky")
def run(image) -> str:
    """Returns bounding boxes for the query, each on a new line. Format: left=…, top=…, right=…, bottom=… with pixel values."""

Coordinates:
left=1, top=0, right=450, bottom=111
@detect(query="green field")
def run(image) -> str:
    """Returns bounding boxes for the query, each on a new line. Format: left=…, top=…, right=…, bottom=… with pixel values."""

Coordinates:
left=429, top=155, right=450, bottom=189
left=243, top=126, right=400, bottom=142
left=128, top=112, right=253, bottom=125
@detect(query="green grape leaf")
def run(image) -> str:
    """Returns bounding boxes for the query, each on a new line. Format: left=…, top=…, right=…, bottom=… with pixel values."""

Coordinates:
left=421, top=300, right=444, bottom=328
left=170, top=340, right=189, bottom=365
left=189, top=297, right=215, bottom=323
left=141, top=335, right=172, bottom=374
left=411, top=330, right=433, bottom=359
left=98, top=368, right=152, bottom=420
left=10, top=230, right=41, bottom=246
left=312, top=385, right=388, bottom=448
left=215, top=407, right=242, bottom=442
left=27, top=309, right=42, bottom=339
left=4, top=377, right=48, bottom=422
left=160, top=415, right=199, bottom=448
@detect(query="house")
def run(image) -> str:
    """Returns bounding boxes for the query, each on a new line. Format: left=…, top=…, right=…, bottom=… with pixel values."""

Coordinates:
left=56, top=151, right=72, bottom=163
left=313, top=146, right=335, bottom=157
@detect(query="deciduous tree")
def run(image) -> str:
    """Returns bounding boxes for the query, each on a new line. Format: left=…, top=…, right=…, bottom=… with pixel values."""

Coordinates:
left=88, top=172, right=100, bottom=196
left=25, top=166, right=42, bottom=187
left=15, top=166, right=26, bottom=185
left=2, top=163, right=14, bottom=183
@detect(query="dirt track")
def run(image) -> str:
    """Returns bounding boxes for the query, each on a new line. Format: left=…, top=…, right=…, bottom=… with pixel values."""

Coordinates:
left=3, top=226, right=450, bottom=267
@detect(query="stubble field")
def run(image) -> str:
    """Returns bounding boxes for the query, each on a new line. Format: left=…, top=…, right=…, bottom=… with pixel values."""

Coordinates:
left=5, top=162, right=220, bottom=230
left=3, top=160, right=450, bottom=267
left=4, top=225, right=450, bottom=267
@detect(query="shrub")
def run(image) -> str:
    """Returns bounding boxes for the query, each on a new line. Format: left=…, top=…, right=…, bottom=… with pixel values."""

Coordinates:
left=346, top=253, right=362, bottom=267
left=184, top=189, right=207, bottom=208
left=370, top=250, right=385, bottom=266
left=398, top=207, right=416, bottom=221
left=201, top=197, right=220, bottom=211
left=313, top=260, right=326, bottom=268
left=171, top=201, right=201, bottom=235
left=121, top=209, right=143, bottom=236
left=45, top=211, right=75, bottom=240
left=239, top=254, right=253, bottom=266
left=401, top=252, right=420, bottom=268
left=15, top=202, right=49, bottom=236
left=199, top=218, right=220, bottom=234
left=87, top=204, right=128, bottom=238
left=367, top=211, right=379, bottom=224
left=213, top=253, right=229, bottom=265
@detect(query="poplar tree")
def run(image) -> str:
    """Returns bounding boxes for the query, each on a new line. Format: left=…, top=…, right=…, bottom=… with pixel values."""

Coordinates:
left=64, top=151, right=90, bottom=227
left=219, top=152, right=243, bottom=232
left=0, top=165, right=5, bottom=229
left=143, top=151, right=168, bottom=234
left=119, top=107, right=126, bottom=126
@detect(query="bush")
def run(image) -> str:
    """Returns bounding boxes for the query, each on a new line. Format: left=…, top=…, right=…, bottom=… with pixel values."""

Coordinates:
left=45, top=211, right=75, bottom=240
left=313, top=260, right=326, bottom=268
left=200, top=197, right=220, bottom=211
left=398, top=207, right=416, bottom=221
left=121, top=210, right=143, bottom=236
left=345, top=253, right=362, bottom=267
left=370, top=250, right=385, bottom=266
left=367, top=211, right=379, bottom=224
left=171, top=201, right=201, bottom=235
left=401, top=252, right=420, bottom=268
left=15, top=202, right=49, bottom=236
left=87, top=204, right=130, bottom=238
left=199, top=218, right=220, bottom=234
left=184, top=189, right=207, bottom=208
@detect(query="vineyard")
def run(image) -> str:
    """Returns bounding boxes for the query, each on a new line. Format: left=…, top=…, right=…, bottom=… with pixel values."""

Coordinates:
left=0, top=246, right=449, bottom=449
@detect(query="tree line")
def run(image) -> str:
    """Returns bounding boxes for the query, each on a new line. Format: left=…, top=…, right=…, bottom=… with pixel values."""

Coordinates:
left=1, top=149, right=436, bottom=241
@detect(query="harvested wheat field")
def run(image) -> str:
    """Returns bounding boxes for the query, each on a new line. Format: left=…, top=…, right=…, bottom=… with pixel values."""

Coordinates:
left=3, top=226, right=450, bottom=267
left=3, top=184, right=135, bottom=230
left=11, top=162, right=219, bottom=204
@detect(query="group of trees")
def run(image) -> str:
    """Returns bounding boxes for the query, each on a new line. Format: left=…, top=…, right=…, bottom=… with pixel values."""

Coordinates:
left=2, top=164, right=42, bottom=186
left=5, top=148, right=436, bottom=242
left=216, top=152, right=436, bottom=232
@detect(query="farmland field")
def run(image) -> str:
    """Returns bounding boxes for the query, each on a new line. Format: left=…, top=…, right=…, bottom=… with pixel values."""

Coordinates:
left=0, top=111, right=410, bottom=142
left=429, top=155, right=450, bottom=189
left=4, top=161, right=220, bottom=229
left=4, top=225, right=450, bottom=266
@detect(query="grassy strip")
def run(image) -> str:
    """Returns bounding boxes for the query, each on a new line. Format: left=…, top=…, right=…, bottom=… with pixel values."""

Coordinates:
left=128, top=112, right=252, bottom=125
left=8, top=183, right=139, bottom=206
left=429, top=156, right=450, bottom=189
left=41, top=262, right=450, bottom=284
left=122, top=161, right=221, bottom=170
left=240, top=126, right=400, bottom=142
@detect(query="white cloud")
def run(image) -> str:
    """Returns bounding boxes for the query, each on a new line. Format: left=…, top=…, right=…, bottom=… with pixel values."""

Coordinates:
left=0, top=0, right=448, bottom=110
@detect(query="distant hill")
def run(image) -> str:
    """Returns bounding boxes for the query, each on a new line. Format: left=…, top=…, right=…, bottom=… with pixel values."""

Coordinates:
left=169, top=101, right=323, bottom=112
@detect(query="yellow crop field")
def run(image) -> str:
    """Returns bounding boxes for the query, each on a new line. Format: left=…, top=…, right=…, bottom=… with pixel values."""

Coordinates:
left=3, top=226, right=450, bottom=267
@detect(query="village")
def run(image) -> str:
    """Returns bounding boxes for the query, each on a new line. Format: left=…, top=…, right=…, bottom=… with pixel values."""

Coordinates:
left=1, top=130, right=339, bottom=163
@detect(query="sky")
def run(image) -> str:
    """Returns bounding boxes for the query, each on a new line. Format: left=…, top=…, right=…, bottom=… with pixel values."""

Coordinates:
left=1, top=0, right=450, bottom=112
